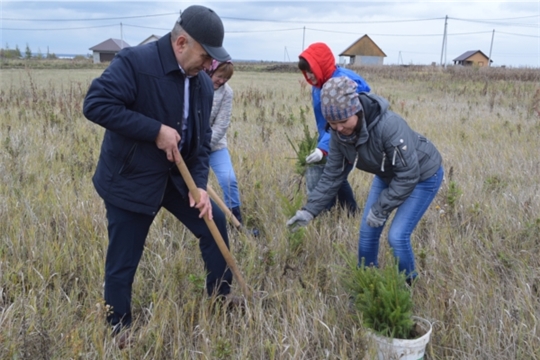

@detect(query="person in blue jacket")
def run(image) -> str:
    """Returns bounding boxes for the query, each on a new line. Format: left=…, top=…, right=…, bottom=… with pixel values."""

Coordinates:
left=83, top=5, right=240, bottom=346
left=298, top=42, right=371, bottom=214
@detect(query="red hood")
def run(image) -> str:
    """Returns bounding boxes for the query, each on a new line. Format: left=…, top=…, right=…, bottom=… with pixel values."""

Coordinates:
left=299, top=43, right=336, bottom=88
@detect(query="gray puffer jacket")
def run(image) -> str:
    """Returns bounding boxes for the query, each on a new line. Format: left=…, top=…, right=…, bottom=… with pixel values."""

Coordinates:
left=303, top=92, right=442, bottom=218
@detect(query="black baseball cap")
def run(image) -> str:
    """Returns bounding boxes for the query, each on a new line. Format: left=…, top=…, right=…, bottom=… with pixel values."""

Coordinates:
left=177, top=5, right=231, bottom=62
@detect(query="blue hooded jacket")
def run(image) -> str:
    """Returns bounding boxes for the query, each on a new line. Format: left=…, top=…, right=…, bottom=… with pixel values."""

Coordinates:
left=299, top=43, right=371, bottom=154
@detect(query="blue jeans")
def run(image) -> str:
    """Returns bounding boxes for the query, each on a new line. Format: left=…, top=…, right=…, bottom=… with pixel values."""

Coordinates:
left=358, top=166, right=444, bottom=279
left=209, top=148, right=241, bottom=208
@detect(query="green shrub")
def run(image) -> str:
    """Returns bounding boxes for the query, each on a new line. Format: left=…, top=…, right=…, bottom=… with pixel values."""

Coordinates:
left=286, top=119, right=323, bottom=176
left=340, top=253, right=414, bottom=339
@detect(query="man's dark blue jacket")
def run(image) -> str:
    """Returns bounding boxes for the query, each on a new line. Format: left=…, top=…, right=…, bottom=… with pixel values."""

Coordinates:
left=83, top=33, right=214, bottom=216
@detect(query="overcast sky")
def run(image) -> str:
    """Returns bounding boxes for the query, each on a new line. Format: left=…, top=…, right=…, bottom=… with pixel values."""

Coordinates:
left=1, top=1, right=539, bottom=67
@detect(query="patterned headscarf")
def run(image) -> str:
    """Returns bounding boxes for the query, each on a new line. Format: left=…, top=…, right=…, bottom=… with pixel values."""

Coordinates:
left=205, top=59, right=232, bottom=77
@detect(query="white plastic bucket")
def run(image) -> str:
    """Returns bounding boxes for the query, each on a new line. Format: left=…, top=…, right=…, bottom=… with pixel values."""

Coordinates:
left=371, top=316, right=432, bottom=360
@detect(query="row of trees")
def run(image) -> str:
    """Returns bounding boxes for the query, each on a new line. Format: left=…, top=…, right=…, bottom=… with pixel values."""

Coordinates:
left=1, top=43, right=58, bottom=59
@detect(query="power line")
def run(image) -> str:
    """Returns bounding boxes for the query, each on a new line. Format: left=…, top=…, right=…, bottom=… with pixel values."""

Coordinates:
left=3, top=13, right=535, bottom=24
left=2, top=23, right=173, bottom=32
left=220, top=16, right=445, bottom=24
left=122, top=24, right=302, bottom=33
left=2, top=12, right=537, bottom=26
left=306, top=28, right=497, bottom=37
left=122, top=24, right=170, bottom=31
left=1, top=14, right=442, bottom=24
left=1, top=23, right=303, bottom=33
left=447, top=31, right=500, bottom=36
left=226, top=27, right=304, bottom=33
left=306, top=27, right=440, bottom=36
left=497, top=31, right=540, bottom=38
left=449, top=15, right=538, bottom=21
left=2, top=24, right=119, bottom=31
left=1, top=12, right=178, bottom=22
left=4, top=25, right=538, bottom=39
left=450, top=18, right=538, bottom=28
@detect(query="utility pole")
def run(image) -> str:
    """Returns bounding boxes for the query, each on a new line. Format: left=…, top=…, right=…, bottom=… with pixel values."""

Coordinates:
left=284, top=46, right=290, bottom=62
left=398, top=51, right=403, bottom=65
left=445, top=33, right=448, bottom=67
left=120, top=22, right=124, bottom=48
left=440, top=15, right=448, bottom=68
left=488, top=29, right=495, bottom=67
left=302, top=26, right=306, bottom=51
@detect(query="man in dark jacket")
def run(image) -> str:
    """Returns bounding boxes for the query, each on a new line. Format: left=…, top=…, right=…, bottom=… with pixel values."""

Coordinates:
left=83, top=5, right=236, bottom=343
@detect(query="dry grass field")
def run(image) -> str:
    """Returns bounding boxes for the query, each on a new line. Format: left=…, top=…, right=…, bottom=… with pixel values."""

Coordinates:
left=1, top=62, right=539, bottom=359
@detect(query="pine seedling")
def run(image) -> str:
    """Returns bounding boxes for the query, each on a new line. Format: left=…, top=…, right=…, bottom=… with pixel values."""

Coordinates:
left=339, top=251, right=414, bottom=339
left=286, top=118, right=322, bottom=176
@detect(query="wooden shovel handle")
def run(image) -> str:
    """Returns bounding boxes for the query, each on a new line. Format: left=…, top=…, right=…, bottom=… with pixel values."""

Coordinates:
left=206, top=185, right=242, bottom=229
left=175, top=156, right=251, bottom=298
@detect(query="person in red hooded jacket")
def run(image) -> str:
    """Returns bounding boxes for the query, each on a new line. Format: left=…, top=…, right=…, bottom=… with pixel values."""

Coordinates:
left=298, top=42, right=371, bottom=214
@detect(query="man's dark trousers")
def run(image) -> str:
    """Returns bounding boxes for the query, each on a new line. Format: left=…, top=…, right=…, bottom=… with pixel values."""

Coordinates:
left=103, top=179, right=232, bottom=328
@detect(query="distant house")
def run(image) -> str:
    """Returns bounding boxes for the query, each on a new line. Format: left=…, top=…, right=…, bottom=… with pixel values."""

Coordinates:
left=138, top=34, right=162, bottom=46
left=453, top=50, right=492, bottom=67
left=89, top=38, right=130, bottom=64
left=339, top=35, right=386, bottom=66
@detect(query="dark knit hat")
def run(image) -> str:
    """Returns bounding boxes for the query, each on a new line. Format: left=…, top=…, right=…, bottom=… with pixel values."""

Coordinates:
left=321, top=76, right=362, bottom=122
left=178, top=5, right=230, bottom=62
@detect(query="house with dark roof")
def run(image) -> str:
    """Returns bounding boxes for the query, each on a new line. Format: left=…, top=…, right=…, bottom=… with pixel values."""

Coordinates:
left=89, top=38, right=130, bottom=64
left=453, top=50, right=492, bottom=67
left=339, top=35, right=387, bottom=66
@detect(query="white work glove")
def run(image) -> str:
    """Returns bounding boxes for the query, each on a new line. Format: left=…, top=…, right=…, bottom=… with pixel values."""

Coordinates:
left=305, top=148, right=324, bottom=164
left=286, top=210, right=314, bottom=231
left=366, top=208, right=387, bottom=228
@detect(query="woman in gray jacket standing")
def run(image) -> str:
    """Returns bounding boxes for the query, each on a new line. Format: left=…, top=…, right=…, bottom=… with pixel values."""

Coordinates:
left=287, top=76, right=443, bottom=283
left=206, top=60, right=245, bottom=224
